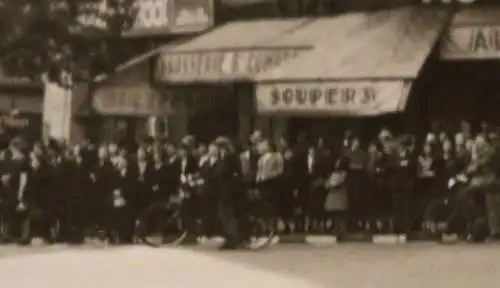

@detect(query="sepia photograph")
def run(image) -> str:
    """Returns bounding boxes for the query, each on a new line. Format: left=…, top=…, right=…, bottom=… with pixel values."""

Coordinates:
left=0, top=0, right=498, bottom=287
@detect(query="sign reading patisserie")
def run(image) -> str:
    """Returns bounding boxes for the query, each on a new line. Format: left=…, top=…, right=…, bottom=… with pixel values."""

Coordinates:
left=156, top=48, right=303, bottom=82
left=256, top=81, right=411, bottom=116
left=92, top=85, right=162, bottom=115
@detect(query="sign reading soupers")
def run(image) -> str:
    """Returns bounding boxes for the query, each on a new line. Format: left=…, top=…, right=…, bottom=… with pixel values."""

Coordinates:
left=256, top=81, right=410, bottom=116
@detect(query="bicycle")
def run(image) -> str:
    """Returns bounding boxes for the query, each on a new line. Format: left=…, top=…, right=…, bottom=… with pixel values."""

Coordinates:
left=135, top=176, right=277, bottom=250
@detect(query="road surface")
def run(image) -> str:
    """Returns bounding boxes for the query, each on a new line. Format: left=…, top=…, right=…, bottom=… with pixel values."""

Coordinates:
left=0, top=243, right=499, bottom=287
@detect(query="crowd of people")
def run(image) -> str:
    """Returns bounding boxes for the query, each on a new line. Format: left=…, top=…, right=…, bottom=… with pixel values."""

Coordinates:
left=0, top=123, right=499, bottom=247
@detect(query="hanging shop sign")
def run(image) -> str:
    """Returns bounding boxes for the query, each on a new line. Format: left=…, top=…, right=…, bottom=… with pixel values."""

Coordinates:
left=156, top=48, right=303, bottom=82
left=256, top=81, right=411, bottom=116
left=132, top=0, right=170, bottom=31
left=92, top=85, right=163, bottom=116
left=79, top=0, right=213, bottom=37
left=171, top=0, right=214, bottom=33
left=441, top=26, right=500, bottom=59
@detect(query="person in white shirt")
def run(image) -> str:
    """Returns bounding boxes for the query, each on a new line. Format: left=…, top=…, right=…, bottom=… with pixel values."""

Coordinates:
left=255, top=139, right=284, bottom=215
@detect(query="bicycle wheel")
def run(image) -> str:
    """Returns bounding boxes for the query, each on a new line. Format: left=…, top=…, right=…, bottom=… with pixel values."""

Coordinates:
left=136, top=200, right=187, bottom=247
left=241, top=196, right=277, bottom=250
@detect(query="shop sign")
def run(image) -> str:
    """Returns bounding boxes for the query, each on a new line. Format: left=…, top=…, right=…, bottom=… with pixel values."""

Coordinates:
left=171, top=0, right=213, bottom=33
left=156, top=48, right=303, bottom=82
left=131, top=0, right=170, bottom=32
left=441, top=26, right=500, bottom=59
left=93, top=85, right=161, bottom=116
left=256, top=81, right=410, bottom=116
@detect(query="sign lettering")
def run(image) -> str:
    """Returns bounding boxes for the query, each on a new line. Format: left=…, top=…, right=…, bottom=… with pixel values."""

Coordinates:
left=78, top=0, right=213, bottom=36
left=256, top=81, right=410, bottom=116
left=171, top=0, right=213, bottom=33
left=156, top=48, right=303, bottom=82
left=269, top=86, right=377, bottom=107
left=133, top=0, right=169, bottom=30
left=442, top=26, right=500, bottom=59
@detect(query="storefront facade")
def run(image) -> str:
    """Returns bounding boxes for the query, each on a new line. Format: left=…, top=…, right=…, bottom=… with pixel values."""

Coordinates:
left=152, top=18, right=313, bottom=144
left=74, top=0, right=215, bottom=144
left=434, top=7, right=500, bottom=133
left=0, top=78, right=44, bottom=142
left=254, top=7, right=449, bottom=144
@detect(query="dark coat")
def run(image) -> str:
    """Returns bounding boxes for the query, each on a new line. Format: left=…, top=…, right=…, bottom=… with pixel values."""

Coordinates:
left=164, top=156, right=181, bottom=194
left=130, top=160, right=154, bottom=208
left=90, top=160, right=115, bottom=207
left=150, top=162, right=169, bottom=202
left=110, top=168, right=136, bottom=210
left=24, top=162, right=52, bottom=210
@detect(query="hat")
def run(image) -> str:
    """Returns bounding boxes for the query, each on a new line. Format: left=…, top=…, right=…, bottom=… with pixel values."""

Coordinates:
left=249, top=131, right=262, bottom=144
left=379, top=129, right=392, bottom=140
left=214, top=136, right=230, bottom=147
left=180, top=135, right=195, bottom=148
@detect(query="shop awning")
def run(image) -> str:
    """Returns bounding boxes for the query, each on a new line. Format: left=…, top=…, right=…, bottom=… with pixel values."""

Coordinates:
left=154, top=19, right=314, bottom=83
left=440, top=7, right=500, bottom=60
left=255, top=7, right=450, bottom=116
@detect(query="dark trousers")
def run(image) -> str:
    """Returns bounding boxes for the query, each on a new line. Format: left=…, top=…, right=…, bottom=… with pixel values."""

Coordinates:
left=108, top=206, right=134, bottom=244
left=346, top=170, right=365, bottom=222
left=392, top=177, right=412, bottom=234
left=3, top=205, right=31, bottom=243
left=217, top=195, right=239, bottom=244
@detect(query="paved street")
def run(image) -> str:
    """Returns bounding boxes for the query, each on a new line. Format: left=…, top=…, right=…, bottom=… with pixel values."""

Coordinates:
left=0, top=243, right=499, bottom=287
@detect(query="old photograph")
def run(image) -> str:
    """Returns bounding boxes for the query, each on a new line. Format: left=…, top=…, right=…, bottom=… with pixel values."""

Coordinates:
left=0, top=0, right=498, bottom=287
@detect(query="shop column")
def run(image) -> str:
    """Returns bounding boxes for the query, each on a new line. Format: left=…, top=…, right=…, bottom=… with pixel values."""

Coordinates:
left=168, top=96, right=189, bottom=143
left=42, top=74, right=87, bottom=144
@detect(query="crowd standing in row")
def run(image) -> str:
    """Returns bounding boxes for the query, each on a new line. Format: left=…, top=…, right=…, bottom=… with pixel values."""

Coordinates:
left=0, top=125, right=497, bottom=246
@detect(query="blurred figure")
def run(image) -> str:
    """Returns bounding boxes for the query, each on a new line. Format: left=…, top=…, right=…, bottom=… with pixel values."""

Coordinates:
left=178, top=136, right=200, bottom=236
left=346, top=136, right=366, bottom=230
left=214, top=137, right=243, bottom=249
left=89, top=145, right=114, bottom=232
left=164, top=143, right=180, bottom=196
left=1, top=138, right=29, bottom=244
left=277, top=138, right=296, bottom=234
left=256, top=139, right=284, bottom=220
left=109, top=157, right=135, bottom=244
left=25, top=152, right=53, bottom=243
left=414, top=143, right=442, bottom=232
left=133, top=147, right=152, bottom=218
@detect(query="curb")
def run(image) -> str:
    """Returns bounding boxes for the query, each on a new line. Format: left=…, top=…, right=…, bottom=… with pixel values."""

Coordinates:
left=192, top=234, right=439, bottom=246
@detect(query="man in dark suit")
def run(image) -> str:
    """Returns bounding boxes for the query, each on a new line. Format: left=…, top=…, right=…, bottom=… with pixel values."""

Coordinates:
left=131, top=148, right=153, bottom=218
left=89, top=146, right=115, bottom=233
left=213, top=137, right=242, bottom=249
left=178, top=136, right=200, bottom=237
left=307, top=138, right=332, bottom=233
left=24, top=152, right=53, bottom=243
left=164, top=143, right=181, bottom=197
left=64, top=146, right=93, bottom=243
left=1, top=138, right=30, bottom=244
left=109, top=156, right=136, bottom=244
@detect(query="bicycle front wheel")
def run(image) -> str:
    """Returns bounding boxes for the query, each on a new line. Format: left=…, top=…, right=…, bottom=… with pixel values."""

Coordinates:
left=136, top=202, right=187, bottom=247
